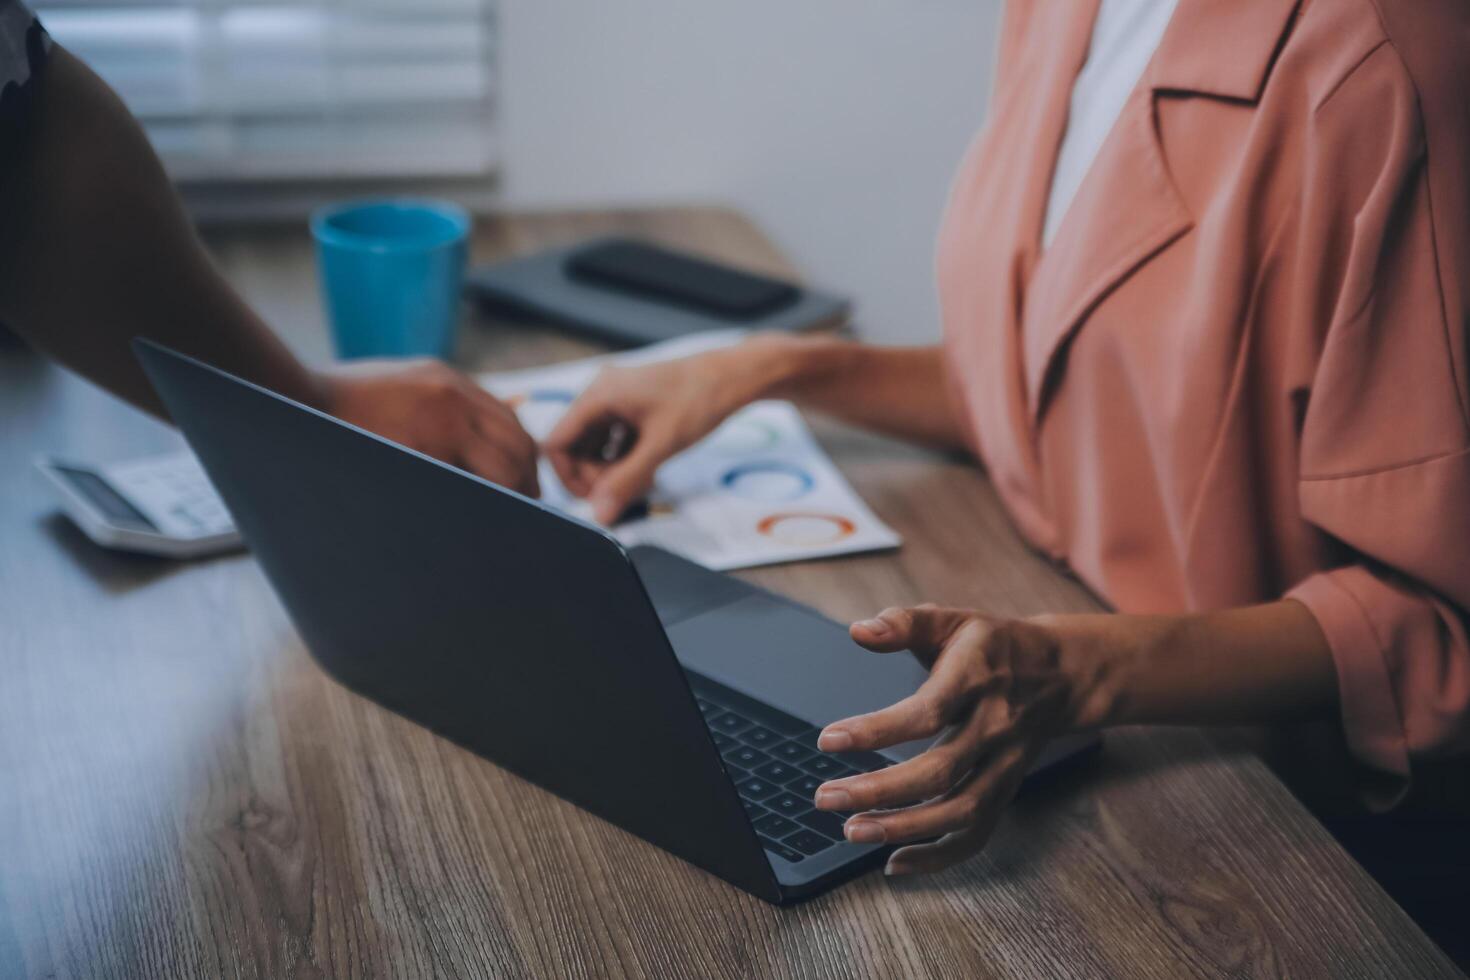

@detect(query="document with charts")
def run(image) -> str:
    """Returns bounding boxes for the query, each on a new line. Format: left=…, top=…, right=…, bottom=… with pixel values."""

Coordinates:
left=479, top=333, right=901, bottom=571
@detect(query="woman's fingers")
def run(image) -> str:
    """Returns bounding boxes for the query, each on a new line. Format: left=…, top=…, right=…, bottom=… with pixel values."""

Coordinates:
left=541, top=356, right=753, bottom=521
left=546, top=418, right=620, bottom=496
left=815, top=603, right=1078, bottom=876
left=850, top=604, right=974, bottom=658
left=817, top=689, right=954, bottom=754
left=881, top=751, right=1030, bottom=874
left=543, top=368, right=675, bottom=522
left=550, top=452, right=602, bottom=498
left=815, top=706, right=1006, bottom=813
left=585, top=423, right=677, bottom=524
left=543, top=373, right=619, bottom=456
left=819, top=621, right=989, bottom=753
left=815, top=607, right=1029, bottom=871
left=546, top=447, right=583, bottom=495
left=841, top=744, right=1023, bottom=846
left=815, top=723, right=990, bottom=812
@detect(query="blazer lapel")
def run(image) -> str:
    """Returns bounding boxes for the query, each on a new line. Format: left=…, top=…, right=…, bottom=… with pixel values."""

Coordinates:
left=1021, top=89, right=1192, bottom=421
left=1020, top=0, right=1301, bottom=423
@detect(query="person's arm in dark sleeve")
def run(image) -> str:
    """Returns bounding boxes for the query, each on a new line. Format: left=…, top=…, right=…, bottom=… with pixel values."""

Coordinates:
left=0, top=42, right=539, bottom=495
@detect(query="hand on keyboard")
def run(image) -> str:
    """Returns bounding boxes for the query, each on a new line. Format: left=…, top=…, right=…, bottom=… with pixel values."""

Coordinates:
left=812, top=605, right=1089, bottom=876
left=693, top=680, right=891, bottom=864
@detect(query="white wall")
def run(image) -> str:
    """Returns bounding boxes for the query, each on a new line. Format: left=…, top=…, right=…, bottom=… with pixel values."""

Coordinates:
left=495, top=1, right=1004, bottom=344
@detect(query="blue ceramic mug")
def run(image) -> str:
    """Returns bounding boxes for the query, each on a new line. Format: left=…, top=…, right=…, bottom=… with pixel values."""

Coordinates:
left=310, top=199, right=470, bottom=359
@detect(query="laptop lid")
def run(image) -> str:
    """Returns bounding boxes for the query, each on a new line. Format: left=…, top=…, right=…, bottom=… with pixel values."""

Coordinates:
left=133, top=340, right=782, bottom=904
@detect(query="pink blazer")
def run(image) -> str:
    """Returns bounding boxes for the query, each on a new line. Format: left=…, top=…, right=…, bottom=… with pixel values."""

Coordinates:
left=938, top=0, right=1470, bottom=808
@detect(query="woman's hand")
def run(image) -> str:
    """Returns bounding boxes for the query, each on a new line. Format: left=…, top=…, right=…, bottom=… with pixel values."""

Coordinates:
left=543, top=337, right=972, bottom=523
left=544, top=341, right=789, bottom=524
left=318, top=359, right=540, bottom=497
left=812, top=600, right=1338, bottom=876
left=812, top=605, right=1120, bottom=876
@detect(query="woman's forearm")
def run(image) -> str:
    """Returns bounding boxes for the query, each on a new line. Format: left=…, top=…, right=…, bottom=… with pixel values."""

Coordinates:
left=734, top=334, right=970, bottom=452
left=1047, top=599, right=1339, bottom=730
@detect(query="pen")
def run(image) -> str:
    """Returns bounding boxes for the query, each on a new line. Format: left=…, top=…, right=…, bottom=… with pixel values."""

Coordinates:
left=601, top=420, right=631, bottom=463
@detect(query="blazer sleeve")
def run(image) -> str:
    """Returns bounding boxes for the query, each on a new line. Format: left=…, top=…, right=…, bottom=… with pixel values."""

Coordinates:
left=1283, top=42, right=1470, bottom=809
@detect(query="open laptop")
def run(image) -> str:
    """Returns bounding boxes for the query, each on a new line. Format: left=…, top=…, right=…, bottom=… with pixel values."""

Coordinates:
left=135, top=339, right=1096, bottom=905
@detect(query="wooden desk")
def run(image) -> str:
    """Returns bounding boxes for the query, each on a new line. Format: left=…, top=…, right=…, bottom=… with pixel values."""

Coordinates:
left=0, top=207, right=1457, bottom=979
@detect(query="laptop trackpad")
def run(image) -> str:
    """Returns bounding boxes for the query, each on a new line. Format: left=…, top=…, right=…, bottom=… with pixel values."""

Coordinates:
left=666, top=594, right=934, bottom=757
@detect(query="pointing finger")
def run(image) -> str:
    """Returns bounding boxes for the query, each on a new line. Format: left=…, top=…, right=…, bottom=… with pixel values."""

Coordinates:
left=815, top=728, right=990, bottom=812
left=850, top=605, right=975, bottom=659
left=817, top=686, right=960, bottom=754
left=586, top=425, right=675, bottom=524
left=544, top=371, right=621, bottom=454
left=820, top=623, right=989, bottom=752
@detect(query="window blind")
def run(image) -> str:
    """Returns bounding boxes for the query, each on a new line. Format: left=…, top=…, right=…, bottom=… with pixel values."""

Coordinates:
left=33, top=0, right=498, bottom=182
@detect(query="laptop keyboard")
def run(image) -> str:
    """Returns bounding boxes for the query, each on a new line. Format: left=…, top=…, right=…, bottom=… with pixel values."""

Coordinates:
left=689, top=675, right=891, bottom=864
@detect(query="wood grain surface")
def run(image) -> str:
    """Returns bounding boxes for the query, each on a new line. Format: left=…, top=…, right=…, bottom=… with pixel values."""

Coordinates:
left=0, top=206, right=1458, bottom=979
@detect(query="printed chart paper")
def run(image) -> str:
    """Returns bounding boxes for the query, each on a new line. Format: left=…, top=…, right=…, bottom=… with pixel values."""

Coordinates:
left=479, top=334, right=901, bottom=570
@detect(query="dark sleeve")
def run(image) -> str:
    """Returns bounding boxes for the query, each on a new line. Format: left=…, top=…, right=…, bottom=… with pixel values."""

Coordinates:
left=0, top=0, right=52, bottom=160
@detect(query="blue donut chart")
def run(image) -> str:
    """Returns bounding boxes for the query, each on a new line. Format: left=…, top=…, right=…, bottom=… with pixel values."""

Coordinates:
left=719, top=461, right=815, bottom=502
left=532, top=388, right=574, bottom=402
left=507, top=387, right=577, bottom=411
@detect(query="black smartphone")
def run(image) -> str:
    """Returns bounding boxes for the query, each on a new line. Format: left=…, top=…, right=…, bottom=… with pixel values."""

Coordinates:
left=565, top=239, right=800, bottom=321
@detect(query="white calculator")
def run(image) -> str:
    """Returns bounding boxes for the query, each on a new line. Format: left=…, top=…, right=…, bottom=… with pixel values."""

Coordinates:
left=36, top=450, right=243, bottom=558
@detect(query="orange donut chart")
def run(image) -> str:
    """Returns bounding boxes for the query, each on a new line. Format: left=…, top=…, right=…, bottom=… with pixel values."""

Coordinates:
left=755, top=512, right=857, bottom=546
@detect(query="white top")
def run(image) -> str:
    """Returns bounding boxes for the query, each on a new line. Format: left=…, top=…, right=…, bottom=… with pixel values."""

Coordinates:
left=1042, top=0, right=1181, bottom=248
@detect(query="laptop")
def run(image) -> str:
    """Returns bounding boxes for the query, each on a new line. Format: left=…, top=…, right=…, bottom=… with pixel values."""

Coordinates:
left=135, top=339, right=1096, bottom=905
